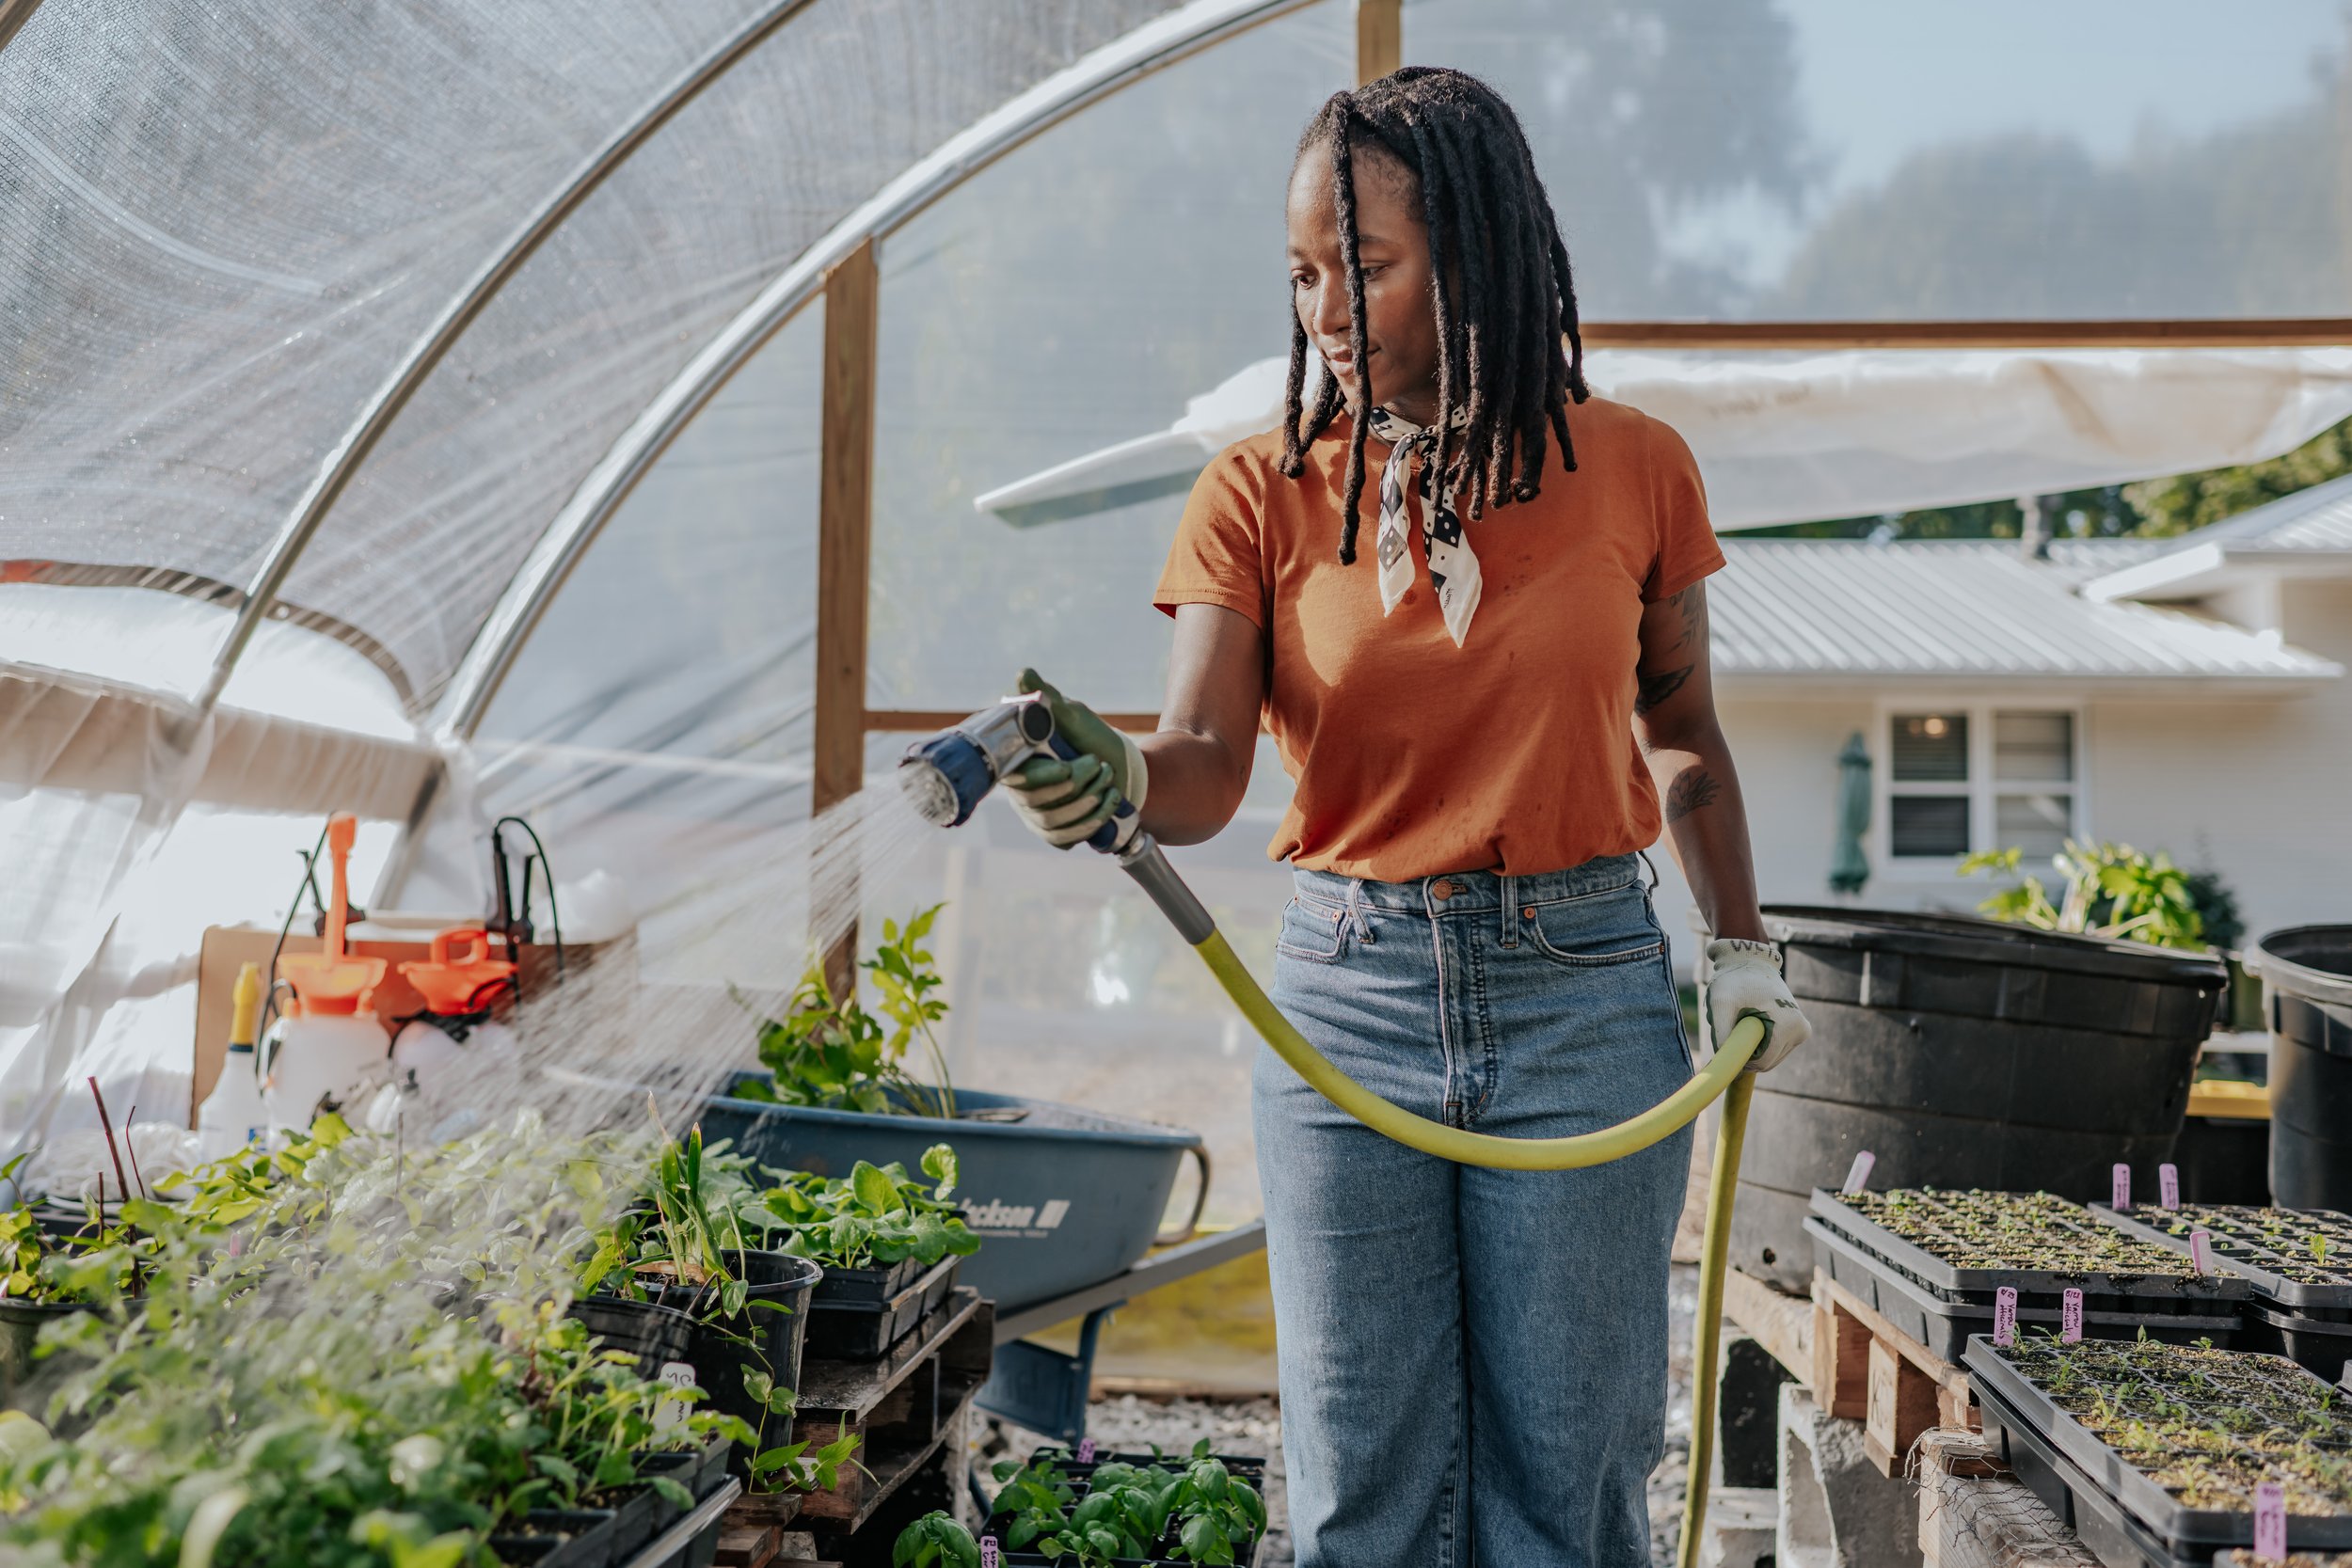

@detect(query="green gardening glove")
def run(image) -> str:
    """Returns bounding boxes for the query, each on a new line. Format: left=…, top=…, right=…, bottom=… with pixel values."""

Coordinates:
left=999, top=670, right=1150, bottom=848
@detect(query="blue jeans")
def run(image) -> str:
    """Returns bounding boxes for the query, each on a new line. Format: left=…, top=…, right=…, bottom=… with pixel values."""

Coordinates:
left=1257, top=856, right=1692, bottom=1568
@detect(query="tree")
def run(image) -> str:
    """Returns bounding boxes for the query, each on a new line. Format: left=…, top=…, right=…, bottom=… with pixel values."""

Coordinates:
left=2122, top=415, right=2352, bottom=537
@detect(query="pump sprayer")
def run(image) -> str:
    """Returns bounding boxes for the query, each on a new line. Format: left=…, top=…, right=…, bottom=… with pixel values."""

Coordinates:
left=900, top=698, right=1766, bottom=1567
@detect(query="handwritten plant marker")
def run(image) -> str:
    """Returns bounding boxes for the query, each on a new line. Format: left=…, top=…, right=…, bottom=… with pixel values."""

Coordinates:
left=2061, top=1289, right=2083, bottom=1343
left=2112, top=1163, right=2132, bottom=1211
left=982, top=1535, right=1002, bottom=1568
left=2190, top=1230, right=2215, bottom=1275
left=2158, top=1163, right=2180, bottom=1211
left=654, top=1360, right=694, bottom=1432
left=1842, top=1150, right=1876, bottom=1196
left=1994, top=1287, right=2018, bottom=1347
left=2254, top=1481, right=2286, bottom=1561
left=1075, top=1437, right=1097, bottom=1464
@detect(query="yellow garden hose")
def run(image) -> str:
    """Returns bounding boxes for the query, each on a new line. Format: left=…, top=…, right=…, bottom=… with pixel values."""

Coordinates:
left=1191, top=927, right=1764, bottom=1568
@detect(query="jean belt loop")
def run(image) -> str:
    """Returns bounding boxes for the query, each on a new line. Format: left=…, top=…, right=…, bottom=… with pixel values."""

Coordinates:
left=1345, top=879, right=1371, bottom=943
left=1499, top=873, right=1518, bottom=946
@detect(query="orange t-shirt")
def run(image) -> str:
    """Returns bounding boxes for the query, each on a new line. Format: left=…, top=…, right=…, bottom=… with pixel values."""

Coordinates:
left=1153, top=396, right=1724, bottom=881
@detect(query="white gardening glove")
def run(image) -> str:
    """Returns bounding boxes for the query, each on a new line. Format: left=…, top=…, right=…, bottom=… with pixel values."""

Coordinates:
left=999, top=671, right=1149, bottom=849
left=1706, top=938, right=1810, bottom=1073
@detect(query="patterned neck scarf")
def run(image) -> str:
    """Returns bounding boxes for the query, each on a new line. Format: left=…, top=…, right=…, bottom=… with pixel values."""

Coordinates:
left=1366, top=404, right=1481, bottom=647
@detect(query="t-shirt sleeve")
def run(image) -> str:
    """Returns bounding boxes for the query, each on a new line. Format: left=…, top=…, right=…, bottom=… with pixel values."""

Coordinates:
left=1153, top=444, right=1270, bottom=627
left=1641, top=417, right=1726, bottom=604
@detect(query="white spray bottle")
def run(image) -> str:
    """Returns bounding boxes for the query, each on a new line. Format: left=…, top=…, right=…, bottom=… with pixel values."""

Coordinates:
left=196, top=961, right=269, bottom=1159
left=264, top=814, right=390, bottom=1135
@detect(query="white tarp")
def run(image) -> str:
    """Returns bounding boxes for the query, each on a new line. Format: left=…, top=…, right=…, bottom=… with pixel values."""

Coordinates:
left=975, top=347, right=2352, bottom=530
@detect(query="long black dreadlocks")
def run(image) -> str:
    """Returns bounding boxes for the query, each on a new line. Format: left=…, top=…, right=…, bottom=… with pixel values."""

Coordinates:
left=1278, top=67, right=1592, bottom=565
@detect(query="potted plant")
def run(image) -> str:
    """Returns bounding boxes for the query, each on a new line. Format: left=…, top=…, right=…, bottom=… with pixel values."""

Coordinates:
left=747, top=1148, right=978, bottom=1360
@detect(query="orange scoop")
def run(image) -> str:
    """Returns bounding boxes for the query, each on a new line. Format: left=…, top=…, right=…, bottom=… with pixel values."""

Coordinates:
left=399, top=927, right=516, bottom=1016
left=278, top=814, right=387, bottom=1016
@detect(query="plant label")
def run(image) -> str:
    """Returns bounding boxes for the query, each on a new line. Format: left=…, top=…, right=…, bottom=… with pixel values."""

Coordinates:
left=2255, top=1482, right=2286, bottom=1560
left=654, top=1360, right=694, bottom=1433
left=1841, top=1150, right=1875, bottom=1195
left=1076, top=1437, right=1097, bottom=1464
left=2061, top=1289, right=2083, bottom=1342
left=2112, top=1164, right=2131, bottom=1211
left=1994, top=1286, right=2018, bottom=1347
left=2190, top=1230, right=2215, bottom=1275
left=2159, top=1163, right=2180, bottom=1211
left=982, top=1538, right=1001, bottom=1568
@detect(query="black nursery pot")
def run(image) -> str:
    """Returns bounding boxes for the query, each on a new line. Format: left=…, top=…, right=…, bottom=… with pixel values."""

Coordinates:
left=2250, top=926, right=2352, bottom=1211
left=652, top=1250, right=822, bottom=1477
left=1727, top=908, right=2226, bottom=1291
left=490, top=1506, right=619, bottom=1568
left=565, top=1295, right=697, bottom=1370
left=0, top=1298, right=93, bottom=1405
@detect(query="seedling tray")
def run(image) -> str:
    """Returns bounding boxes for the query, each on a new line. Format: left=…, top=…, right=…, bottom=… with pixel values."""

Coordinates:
left=979, top=1513, right=1261, bottom=1568
left=1977, top=1379, right=2204, bottom=1568
left=1813, top=1189, right=2251, bottom=1304
left=982, top=1448, right=1267, bottom=1567
left=2254, top=1306, right=2352, bottom=1384
left=2093, top=1205, right=2352, bottom=1318
left=1806, top=1219, right=2240, bottom=1361
left=808, top=1255, right=922, bottom=1307
left=1964, top=1336, right=2352, bottom=1555
left=803, top=1257, right=958, bottom=1363
left=492, top=1506, right=620, bottom=1568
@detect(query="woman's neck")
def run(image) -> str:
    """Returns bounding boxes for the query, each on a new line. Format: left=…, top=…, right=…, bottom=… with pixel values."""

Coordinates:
left=1378, top=384, right=1441, bottom=427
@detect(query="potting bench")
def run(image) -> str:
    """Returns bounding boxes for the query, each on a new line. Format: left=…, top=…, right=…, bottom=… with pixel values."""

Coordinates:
left=977, top=1220, right=1268, bottom=1446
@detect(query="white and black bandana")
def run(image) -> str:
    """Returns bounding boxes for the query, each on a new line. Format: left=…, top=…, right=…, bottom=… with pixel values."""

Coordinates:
left=1366, top=404, right=1481, bottom=647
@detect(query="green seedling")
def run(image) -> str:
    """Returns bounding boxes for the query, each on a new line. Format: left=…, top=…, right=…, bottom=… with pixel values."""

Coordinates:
left=736, top=905, right=958, bottom=1119
left=896, top=1510, right=981, bottom=1567
left=753, top=1148, right=981, bottom=1274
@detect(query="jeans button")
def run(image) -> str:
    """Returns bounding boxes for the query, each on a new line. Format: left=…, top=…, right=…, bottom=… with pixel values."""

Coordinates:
left=1431, top=879, right=1454, bottom=899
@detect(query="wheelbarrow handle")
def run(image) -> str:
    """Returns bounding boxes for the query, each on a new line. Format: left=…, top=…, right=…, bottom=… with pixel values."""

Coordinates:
left=1152, top=1143, right=1212, bottom=1249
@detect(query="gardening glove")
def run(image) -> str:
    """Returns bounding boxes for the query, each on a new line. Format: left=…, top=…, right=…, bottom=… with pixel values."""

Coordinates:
left=1706, top=938, right=1810, bottom=1073
left=1000, top=669, right=1149, bottom=849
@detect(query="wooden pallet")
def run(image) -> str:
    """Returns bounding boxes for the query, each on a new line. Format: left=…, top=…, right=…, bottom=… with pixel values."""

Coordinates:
left=1811, top=1267, right=1977, bottom=1477
left=1915, top=1429, right=2098, bottom=1568
left=787, top=1288, right=993, bottom=1533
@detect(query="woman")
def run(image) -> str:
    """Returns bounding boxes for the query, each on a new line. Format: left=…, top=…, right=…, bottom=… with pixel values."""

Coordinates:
left=1004, top=68, right=1809, bottom=1566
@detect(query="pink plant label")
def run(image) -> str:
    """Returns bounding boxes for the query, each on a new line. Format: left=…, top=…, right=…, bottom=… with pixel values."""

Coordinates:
left=2255, top=1482, right=2286, bottom=1560
left=1994, top=1287, right=2018, bottom=1347
left=2062, top=1289, right=2084, bottom=1342
left=982, top=1537, right=1001, bottom=1568
left=1842, top=1150, right=1875, bottom=1195
left=1076, top=1438, right=1096, bottom=1464
left=2112, top=1164, right=2131, bottom=1211
left=2190, top=1230, right=2215, bottom=1275
left=2159, top=1163, right=2181, bottom=1211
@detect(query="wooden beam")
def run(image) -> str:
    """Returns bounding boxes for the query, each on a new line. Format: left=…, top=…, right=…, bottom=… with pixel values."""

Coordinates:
left=1579, top=317, right=2352, bottom=351
left=1724, top=1266, right=1814, bottom=1385
left=1354, top=0, right=1401, bottom=84
left=815, top=236, right=880, bottom=995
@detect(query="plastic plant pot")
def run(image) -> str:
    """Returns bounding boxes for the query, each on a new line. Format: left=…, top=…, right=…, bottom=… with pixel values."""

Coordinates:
left=802, top=1257, right=957, bottom=1363
left=565, top=1296, right=696, bottom=1370
left=490, top=1506, right=619, bottom=1568
left=1732, top=908, right=2226, bottom=1291
left=2249, top=927, right=2352, bottom=1211
left=587, top=1483, right=660, bottom=1560
left=807, top=1255, right=922, bottom=1307
left=0, top=1298, right=92, bottom=1405
left=651, top=1252, right=820, bottom=1481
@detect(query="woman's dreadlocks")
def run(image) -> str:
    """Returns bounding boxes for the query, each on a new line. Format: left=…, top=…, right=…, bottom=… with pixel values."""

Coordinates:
left=1277, top=67, right=1592, bottom=565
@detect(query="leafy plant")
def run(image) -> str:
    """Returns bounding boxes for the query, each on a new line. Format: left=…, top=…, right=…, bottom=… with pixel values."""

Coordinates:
left=1962, top=841, right=2209, bottom=951
left=752, top=1148, right=980, bottom=1273
left=735, top=906, right=956, bottom=1118
left=982, top=1444, right=1266, bottom=1565
left=895, top=1509, right=981, bottom=1567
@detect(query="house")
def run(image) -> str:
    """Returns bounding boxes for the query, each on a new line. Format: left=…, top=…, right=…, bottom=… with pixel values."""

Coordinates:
left=1661, top=475, right=2352, bottom=957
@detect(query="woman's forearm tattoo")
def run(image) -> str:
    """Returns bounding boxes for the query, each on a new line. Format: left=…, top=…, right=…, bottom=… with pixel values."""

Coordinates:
left=1665, top=767, right=1720, bottom=823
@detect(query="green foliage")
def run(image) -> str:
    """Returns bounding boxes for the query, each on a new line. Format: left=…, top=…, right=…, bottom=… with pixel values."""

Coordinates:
left=1961, top=841, right=2210, bottom=951
left=982, top=1444, right=1265, bottom=1566
left=2124, top=416, right=2352, bottom=538
left=894, top=1511, right=981, bottom=1568
left=752, top=1150, right=980, bottom=1273
left=737, top=906, right=955, bottom=1119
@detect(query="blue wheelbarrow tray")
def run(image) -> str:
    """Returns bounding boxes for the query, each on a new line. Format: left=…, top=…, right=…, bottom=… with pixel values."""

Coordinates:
left=697, top=1072, right=1209, bottom=1315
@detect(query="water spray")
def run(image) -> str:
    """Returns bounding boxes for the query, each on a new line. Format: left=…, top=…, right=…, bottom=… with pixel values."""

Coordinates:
left=900, top=697, right=1766, bottom=1567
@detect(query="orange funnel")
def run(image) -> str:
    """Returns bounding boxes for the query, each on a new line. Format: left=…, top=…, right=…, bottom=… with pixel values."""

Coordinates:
left=279, top=814, right=387, bottom=1016
left=399, top=927, right=516, bottom=1016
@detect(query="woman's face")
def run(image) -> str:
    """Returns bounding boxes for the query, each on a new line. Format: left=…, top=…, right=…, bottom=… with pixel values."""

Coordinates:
left=1286, top=143, right=1442, bottom=426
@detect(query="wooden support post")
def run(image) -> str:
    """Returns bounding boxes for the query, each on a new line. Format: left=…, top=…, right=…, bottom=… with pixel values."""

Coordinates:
left=814, top=237, right=880, bottom=997
left=1866, top=1336, right=1940, bottom=1477
left=1811, top=1292, right=1870, bottom=1421
left=1354, top=0, right=1400, bottom=84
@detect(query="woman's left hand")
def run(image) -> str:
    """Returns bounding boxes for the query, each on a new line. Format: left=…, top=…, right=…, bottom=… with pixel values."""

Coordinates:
left=1705, top=939, right=1810, bottom=1072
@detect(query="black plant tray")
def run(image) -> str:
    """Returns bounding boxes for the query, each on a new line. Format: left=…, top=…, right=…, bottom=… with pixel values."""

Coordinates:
left=2093, top=1204, right=2352, bottom=1318
left=1806, top=1219, right=2240, bottom=1361
left=1024, top=1447, right=1268, bottom=1482
left=807, top=1254, right=922, bottom=1307
left=1812, top=1189, right=2251, bottom=1305
left=1977, top=1379, right=2205, bottom=1568
left=2253, top=1306, right=2352, bottom=1383
left=802, top=1257, right=958, bottom=1363
left=1964, top=1337, right=2352, bottom=1554
left=493, top=1506, right=621, bottom=1568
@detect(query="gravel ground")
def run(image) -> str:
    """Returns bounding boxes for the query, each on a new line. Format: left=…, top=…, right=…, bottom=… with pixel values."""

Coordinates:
left=976, top=1262, right=1700, bottom=1567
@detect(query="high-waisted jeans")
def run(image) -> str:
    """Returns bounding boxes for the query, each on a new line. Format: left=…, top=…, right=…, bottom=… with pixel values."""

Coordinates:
left=1257, top=855, right=1692, bottom=1568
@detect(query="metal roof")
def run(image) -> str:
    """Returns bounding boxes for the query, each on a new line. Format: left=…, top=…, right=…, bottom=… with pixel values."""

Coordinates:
left=2079, top=472, right=2352, bottom=602
left=2170, top=469, right=2352, bottom=555
left=1712, top=540, right=2342, bottom=685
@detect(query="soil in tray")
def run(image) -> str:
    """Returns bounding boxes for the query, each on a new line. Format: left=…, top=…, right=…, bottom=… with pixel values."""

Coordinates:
left=1823, top=1188, right=2246, bottom=1296
left=2098, top=1204, right=2352, bottom=1307
left=1973, top=1338, right=2352, bottom=1529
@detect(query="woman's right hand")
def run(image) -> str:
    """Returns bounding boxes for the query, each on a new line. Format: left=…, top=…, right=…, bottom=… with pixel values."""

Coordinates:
left=1000, top=671, right=1146, bottom=848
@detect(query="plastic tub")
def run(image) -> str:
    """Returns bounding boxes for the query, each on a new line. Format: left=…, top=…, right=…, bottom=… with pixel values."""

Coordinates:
left=2249, top=926, right=2352, bottom=1211
left=1730, top=908, right=2226, bottom=1291
left=697, top=1078, right=1207, bottom=1312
